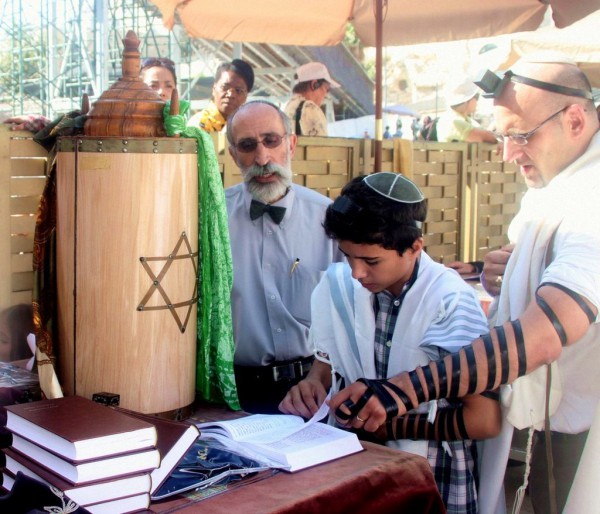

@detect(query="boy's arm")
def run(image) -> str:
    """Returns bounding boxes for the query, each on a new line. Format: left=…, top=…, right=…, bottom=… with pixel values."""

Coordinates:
left=330, top=284, right=597, bottom=433
left=278, top=359, right=332, bottom=418
left=379, top=393, right=501, bottom=442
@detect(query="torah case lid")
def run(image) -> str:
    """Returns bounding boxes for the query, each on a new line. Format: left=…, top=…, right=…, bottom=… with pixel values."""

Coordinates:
left=84, top=30, right=166, bottom=137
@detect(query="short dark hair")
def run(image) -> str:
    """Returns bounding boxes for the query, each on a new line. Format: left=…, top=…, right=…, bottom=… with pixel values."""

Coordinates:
left=215, top=59, right=255, bottom=92
left=324, top=176, right=427, bottom=255
left=140, top=57, right=177, bottom=84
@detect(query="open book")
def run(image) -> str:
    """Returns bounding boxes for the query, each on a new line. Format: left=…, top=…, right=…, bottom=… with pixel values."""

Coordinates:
left=196, top=397, right=363, bottom=472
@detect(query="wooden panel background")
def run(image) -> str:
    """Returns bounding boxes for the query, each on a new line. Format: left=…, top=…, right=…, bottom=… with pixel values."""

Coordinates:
left=0, top=125, right=48, bottom=312
left=469, top=144, right=524, bottom=261
left=1, top=129, right=526, bottom=314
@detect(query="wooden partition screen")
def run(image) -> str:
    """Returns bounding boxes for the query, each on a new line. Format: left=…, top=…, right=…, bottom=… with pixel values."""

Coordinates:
left=0, top=126, right=48, bottom=311
left=1, top=129, right=526, bottom=313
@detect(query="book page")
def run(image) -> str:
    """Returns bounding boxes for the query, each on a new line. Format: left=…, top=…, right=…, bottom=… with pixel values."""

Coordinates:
left=259, top=422, right=346, bottom=451
left=197, top=391, right=333, bottom=445
left=198, top=414, right=304, bottom=442
left=230, top=391, right=332, bottom=444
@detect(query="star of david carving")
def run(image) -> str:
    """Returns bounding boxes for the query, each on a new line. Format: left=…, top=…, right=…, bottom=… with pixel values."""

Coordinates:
left=137, top=231, right=199, bottom=333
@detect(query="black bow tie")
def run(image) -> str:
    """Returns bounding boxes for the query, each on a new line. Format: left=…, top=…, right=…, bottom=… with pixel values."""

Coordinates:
left=250, top=200, right=286, bottom=224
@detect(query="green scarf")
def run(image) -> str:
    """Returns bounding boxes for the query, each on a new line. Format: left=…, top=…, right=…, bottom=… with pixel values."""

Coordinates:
left=163, top=101, right=240, bottom=410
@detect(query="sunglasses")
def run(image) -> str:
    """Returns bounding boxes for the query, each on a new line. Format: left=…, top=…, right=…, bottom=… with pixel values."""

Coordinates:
left=234, top=133, right=287, bottom=153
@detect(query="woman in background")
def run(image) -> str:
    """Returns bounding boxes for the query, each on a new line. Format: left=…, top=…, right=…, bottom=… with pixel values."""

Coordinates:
left=140, top=57, right=177, bottom=102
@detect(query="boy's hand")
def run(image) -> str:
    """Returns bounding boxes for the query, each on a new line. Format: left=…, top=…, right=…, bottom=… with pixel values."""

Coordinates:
left=279, top=377, right=328, bottom=419
left=329, top=381, right=394, bottom=433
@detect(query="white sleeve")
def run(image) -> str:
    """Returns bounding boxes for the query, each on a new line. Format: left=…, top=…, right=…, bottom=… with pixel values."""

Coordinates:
left=419, top=289, right=488, bottom=358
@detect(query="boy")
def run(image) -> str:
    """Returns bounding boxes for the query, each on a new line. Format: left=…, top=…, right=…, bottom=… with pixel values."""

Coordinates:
left=280, top=172, right=501, bottom=514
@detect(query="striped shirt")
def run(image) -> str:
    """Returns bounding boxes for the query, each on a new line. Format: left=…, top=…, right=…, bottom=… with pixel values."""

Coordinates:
left=373, top=263, right=488, bottom=514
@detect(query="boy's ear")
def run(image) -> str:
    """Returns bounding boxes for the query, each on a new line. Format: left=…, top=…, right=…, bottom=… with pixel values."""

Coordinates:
left=411, top=237, right=424, bottom=253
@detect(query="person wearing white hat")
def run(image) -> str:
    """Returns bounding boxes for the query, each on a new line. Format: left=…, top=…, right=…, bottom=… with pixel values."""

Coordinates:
left=436, top=78, right=497, bottom=143
left=283, top=62, right=341, bottom=137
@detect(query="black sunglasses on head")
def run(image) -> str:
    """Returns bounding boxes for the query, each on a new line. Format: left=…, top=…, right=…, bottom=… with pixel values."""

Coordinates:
left=141, top=57, right=176, bottom=70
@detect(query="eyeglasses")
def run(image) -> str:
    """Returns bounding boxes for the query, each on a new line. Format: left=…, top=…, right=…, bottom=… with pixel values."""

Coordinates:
left=141, top=57, right=175, bottom=70
left=494, top=106, right=568, bottom=146
left=234, top=133, right=287, bottom=153
left=216, top=82, right=248, bottom=96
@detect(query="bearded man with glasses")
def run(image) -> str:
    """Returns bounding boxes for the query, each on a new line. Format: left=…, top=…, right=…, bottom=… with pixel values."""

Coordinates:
left=224, top=101, right=344, bottom=414
left=327, top=56, right=600, bottom=514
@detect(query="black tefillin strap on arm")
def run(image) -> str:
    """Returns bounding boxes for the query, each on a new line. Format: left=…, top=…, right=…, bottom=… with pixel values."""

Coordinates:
left=336, top=322, right=525, bottom=423
left=336, top=283, right=596, bottom=425
left=536, top=282, right=596, bottom=346
left=386, top=405, right=471, bottom=442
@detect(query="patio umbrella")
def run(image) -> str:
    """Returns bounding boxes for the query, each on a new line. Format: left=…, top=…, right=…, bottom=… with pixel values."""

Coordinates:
left=501, top=9, right=600, bottom=88
left=150, top=0, right=600, bottom=171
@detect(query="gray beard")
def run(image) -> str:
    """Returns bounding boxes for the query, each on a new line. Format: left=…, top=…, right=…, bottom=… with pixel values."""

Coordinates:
left=243, top=162, right=293, bottom=204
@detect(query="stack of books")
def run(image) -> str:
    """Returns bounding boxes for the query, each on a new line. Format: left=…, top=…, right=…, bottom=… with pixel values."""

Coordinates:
left=1, top=396, right=199, bottom=513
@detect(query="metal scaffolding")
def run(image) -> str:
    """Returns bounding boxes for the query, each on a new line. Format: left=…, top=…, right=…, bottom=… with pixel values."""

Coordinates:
left=0, top=0, right=373, bottom=120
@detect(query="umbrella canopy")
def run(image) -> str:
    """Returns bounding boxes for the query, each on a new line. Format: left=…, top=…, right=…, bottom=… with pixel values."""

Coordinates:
left=501, top=10, right=600, bottom=88
left=150, top=0, right=600, bottom=171
left=151, top=0, right=599, bottom=46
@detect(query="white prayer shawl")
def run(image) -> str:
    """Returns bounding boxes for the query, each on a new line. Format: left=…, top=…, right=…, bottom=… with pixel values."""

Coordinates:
left=481, top=131, right=600, bottom=514
left=311, top=252, right=471, bottom=457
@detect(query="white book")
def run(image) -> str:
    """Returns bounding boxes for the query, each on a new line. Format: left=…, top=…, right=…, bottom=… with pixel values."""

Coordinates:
left=196, top=398, right=363, bottom=472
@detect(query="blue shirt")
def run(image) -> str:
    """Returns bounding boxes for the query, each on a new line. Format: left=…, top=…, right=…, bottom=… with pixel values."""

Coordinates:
left=226, top=183, right=345, bottom=366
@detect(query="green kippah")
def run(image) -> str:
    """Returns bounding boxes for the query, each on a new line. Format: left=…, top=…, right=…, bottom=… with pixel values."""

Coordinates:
left=363, top=172, right=424, bottom=204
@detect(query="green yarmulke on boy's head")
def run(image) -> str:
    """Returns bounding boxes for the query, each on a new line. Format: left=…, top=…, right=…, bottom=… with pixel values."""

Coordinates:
left=363, top=172, right=424, bottom=204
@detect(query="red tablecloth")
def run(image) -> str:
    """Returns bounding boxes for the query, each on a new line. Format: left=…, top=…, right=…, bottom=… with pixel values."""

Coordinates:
left=150, top=404, right=446, bottom=514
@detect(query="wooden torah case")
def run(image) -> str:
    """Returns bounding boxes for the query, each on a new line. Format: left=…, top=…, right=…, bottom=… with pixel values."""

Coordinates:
left=84, top=30, right=166, bottom=137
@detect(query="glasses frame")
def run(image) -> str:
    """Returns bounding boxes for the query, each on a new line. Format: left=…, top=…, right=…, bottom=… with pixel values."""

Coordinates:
left=494, top=106, right=569, bottom=146
left=233, top=133, right=288, bottom=153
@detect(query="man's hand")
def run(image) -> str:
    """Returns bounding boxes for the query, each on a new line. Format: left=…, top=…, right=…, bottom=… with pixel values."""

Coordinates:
left=481, top=244, right=514, bottom=296
left=446, top=261, right=477, bottom=276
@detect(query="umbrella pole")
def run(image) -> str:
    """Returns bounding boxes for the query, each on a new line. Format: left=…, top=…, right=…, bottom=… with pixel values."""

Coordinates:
left=374, top=0, right=383, bottom=174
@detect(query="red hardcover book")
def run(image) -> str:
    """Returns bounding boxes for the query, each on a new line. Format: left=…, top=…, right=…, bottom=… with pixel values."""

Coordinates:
left=10, top=433, right=159, bottom=484
left=117, top=409, right=200, bottom=494
left=3, top=447, right=151, bottom=506
left=5, top=396, right=157, bottom=461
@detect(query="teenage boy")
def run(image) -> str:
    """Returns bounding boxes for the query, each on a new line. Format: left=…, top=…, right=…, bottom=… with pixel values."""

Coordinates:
left=280, top=172, right=501, bottom=514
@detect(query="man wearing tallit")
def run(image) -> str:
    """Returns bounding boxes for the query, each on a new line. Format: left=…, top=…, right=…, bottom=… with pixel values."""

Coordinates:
left=327, top=55, right=600, bottom=514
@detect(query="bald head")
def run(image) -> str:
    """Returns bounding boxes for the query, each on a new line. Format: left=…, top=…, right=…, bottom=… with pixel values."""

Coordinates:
left=493, top=59, right=599, bottom=188
left=227, top=101, right=291, bottom=146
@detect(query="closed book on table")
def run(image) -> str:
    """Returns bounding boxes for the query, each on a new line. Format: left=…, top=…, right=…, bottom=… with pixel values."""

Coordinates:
left=10, top=434, right=159, bottom=484
left=2, top=472, right=149, bottom=514
left=80, top=492, right=151, bottom=514
left=3, top=447, right=151, bottom=506
left=4, top=396, right=157, bottom=461
left=118, top=409, right=200, bottom=494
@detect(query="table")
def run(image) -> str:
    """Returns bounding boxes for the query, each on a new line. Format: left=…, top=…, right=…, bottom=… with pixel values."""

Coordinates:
left=150, top=404, right=446, bottom=514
